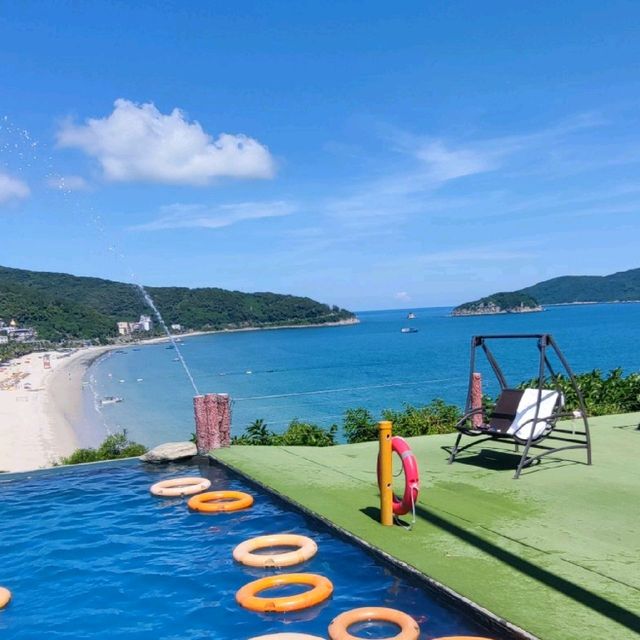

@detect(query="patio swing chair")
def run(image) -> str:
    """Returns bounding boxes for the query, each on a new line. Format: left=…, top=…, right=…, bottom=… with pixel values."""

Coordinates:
left=448, top=334, right=592, bottom=479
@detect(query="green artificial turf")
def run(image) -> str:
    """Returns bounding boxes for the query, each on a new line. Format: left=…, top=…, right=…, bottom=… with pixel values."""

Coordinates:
left=215, top=413, right=640, bottom=640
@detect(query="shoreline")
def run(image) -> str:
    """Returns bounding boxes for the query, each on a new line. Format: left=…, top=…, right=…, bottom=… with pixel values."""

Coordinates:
left=0, top=346, right=112, bottom=472
left=119, top=316, right=360, bottom=347
left=0, top=318, right=359, bottom=473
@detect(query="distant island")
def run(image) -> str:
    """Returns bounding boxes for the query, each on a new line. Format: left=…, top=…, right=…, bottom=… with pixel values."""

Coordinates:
left=452, top=267, right=640, bottom=316
left=452, top=292, right=542, bottom=316
left=0, top=265, right=356, bottom=350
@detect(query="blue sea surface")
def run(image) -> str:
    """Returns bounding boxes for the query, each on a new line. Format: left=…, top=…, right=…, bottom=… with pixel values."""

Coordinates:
left=88, top=304, right=640, bottom=447
left=0, top=461, right=499, bottom=639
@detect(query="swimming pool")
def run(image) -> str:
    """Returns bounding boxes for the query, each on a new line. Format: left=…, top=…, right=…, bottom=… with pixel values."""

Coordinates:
left=0, top=460, right=502, bottom=639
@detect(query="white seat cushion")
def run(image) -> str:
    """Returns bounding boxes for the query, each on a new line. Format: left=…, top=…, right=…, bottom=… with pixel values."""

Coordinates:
left=507, top=389, right=561, bottom=441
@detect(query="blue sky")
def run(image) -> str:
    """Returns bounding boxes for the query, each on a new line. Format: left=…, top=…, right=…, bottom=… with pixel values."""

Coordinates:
left=1, top=1, right=640, bottom=310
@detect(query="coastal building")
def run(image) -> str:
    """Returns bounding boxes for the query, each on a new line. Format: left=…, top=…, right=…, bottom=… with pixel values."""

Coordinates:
left=117, top=322, right=131, bottom=336
left=116, top=315, right=153, bottom=336
left=0, top=324, right=37, bottom=342
left=170, top=323, right=182, bottom=332
left=138, top=315, right=152, bottom=331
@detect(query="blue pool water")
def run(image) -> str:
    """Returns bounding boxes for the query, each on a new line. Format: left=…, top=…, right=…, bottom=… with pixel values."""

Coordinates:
left=0, top=461, right=499, bottom=640
left=89, top=303, right=640, bottom=447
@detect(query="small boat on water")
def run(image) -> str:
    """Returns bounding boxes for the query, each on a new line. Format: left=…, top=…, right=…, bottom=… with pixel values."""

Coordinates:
left=407, top=312, right=416, bottom=319
left=401, top=327, right=418, bottom=333
left=165, top=345, right=175, bottom=350
left=136, top=378, right=143, bottom=382
left=100, top=396, right=123, bottom=405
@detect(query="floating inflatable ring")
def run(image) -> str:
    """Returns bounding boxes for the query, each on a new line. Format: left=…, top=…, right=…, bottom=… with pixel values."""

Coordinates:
left=249, top=635, right=325, bottom=640
left=329, top=606, right=420, bottom=640
left=233, top=534, right=318, bottom=568
left=0, top=587, right=11, bottom=609
left=150, top=477, right=211, bottom=497
left=188, top=490, right=253, bottom=513
left=377, top=436, right=420, bottom=516
left=236, top=573, right=333, bottom=612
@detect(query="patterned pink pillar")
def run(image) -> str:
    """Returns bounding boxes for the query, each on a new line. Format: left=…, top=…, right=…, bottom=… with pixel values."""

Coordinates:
left=471, top=372, right=483, bottom=428
left=193, top=393, right=231, bottom=453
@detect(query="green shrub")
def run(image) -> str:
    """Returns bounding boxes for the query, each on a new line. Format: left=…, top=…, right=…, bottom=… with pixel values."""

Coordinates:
left=381, top=399, right=462, bottom=439
left=518, top=368, right=640, bottom=416
left=343, top=407, right=378, bottom=444
left=232, top=418, right=337, bottom=446
left=61, top=430, right=147, bottom=465
left=275, top=419, right=337, bottom=446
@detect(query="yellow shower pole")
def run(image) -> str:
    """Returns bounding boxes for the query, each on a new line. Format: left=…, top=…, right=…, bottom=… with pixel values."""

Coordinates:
left=378, top=420, right=393, bottom=526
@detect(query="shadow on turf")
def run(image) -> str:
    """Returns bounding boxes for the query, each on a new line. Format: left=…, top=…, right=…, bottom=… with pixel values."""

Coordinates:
left=440, top=445, right=583, bottom=476
left=403, top=502, right=640, bottom=635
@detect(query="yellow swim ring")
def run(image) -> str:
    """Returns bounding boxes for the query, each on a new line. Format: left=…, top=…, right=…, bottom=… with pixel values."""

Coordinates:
left=0, top=587, right=11, bottom=609
left=249, top=635, right=325, bottom=640
left=150, top=477, right=211, bottom=497
left=233, top=534, right=317, bottom=568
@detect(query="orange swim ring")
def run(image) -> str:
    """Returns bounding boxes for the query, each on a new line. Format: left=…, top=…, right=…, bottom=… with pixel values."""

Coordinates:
left=233, top=534, right=317, bottom=568
left=150, top=477, right=211, bottom=497
left=188, top=490, right=253, bottom=513
left=236, top=573, right=333, bottom=613
left=0, top=587, right=11, bottom=609
left=329, top=607, right=419, bottom=640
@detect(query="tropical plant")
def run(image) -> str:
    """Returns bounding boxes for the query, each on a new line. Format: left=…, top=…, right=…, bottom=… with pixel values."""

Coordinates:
left=61, top=430, right=147, bottom=465
left=275, top=419, right=338, bottom=446
left=518, top=368, right=640, bottom=416
left=381, top=399, right=462, bottom=439
left=343, top=407, right=378, bottom=444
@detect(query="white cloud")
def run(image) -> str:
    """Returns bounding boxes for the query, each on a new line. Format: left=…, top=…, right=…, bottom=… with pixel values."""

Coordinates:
left=0, top=173, right=29, bottom=204
left=394, top=291, right=411, bottom=302
left=46, top=175, right=89, bottom=191
left=132, top=200, right=296, bottom=231
left=415, top=141, right=499, bottom=182
left=57, top=99, right=275, bottom=185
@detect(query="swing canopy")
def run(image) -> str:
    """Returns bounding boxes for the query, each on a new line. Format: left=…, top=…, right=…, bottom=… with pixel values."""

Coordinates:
left=448, top=334, right=592, bottom=479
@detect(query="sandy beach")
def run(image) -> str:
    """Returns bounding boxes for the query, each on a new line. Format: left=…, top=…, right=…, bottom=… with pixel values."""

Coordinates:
left=0, top=318, right=360, bottom=473
left=0, top=347, right=109, bottom=473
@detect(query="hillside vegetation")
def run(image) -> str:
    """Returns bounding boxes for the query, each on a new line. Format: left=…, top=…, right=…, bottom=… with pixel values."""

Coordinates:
left=520, top=268, right=640, bottom=304
left=452, top=292, right=542, bottom=316
left=0, top=265, right=355, bottom=343
left=453, top=267, right=640, bottom=314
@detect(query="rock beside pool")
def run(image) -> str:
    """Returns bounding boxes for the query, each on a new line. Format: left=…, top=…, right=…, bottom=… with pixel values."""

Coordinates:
left=139, top=441, right=197, bottom=463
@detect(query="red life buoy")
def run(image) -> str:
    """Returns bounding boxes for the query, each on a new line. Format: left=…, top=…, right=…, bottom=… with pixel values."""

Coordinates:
left=377, top=436, right=420, bottom=516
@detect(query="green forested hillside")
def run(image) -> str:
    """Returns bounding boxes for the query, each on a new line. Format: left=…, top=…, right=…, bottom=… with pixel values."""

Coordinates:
left=0, top=265, right=355, bottom=343
left=453, top=267, right=640, bottom=313
left=520, top=268, right=640, bottom=304
left=0, top=282, right=115, bottom=341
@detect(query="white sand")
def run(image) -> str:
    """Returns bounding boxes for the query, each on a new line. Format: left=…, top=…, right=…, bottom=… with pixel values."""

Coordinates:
left=0, top=347, right=109, bottom=472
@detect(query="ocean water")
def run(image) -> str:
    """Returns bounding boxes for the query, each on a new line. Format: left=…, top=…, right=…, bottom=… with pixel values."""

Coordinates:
left=87, top=303, right=640, bottom=447
left=0, top=460, right=500, bottom=639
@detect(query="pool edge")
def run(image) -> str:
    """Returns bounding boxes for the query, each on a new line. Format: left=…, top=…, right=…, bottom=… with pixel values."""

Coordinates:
left=210, top=453, right=539, bottom=640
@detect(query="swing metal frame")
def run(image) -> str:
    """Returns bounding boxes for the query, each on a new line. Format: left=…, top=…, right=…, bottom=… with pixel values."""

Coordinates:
left=448, top=334, right=592, bottom=479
